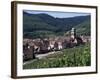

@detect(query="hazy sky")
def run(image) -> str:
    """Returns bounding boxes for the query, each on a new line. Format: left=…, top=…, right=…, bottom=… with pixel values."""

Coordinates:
left=24, top=10, right=90, bottom=18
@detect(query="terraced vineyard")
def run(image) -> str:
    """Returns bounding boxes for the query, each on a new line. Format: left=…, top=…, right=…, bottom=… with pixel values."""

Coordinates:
left=23, top=43, right=91, bottom=69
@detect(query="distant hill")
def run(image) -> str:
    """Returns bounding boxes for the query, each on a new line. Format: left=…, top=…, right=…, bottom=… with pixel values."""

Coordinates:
left=23, top=11, right=90, bottom=39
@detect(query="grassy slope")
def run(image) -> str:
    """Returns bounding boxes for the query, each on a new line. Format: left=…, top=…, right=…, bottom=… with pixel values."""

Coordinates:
left=23, top=43, right=91, bottom=69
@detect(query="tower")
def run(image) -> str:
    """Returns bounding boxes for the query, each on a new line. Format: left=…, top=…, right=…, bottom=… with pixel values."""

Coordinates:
left=70, top=28, right=76, bottom=39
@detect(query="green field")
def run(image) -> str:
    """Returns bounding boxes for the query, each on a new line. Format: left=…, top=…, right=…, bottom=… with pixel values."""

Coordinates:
left=23, top=43, right=91, bottom=69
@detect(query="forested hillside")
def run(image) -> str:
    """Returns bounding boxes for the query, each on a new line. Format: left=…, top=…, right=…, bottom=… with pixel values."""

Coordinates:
left=23, top=11, right=90, bottom=39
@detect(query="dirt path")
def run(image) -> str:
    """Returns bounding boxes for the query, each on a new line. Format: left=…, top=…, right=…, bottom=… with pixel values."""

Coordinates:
left=35, top=51, right=56, bottom=59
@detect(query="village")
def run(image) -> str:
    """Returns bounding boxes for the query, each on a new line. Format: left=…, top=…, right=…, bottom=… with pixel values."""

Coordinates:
left=23, top=28, right=90, bottom=61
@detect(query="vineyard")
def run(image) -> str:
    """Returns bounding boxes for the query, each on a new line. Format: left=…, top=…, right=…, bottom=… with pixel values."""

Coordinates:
left=23, top=43, right=91, bottom=69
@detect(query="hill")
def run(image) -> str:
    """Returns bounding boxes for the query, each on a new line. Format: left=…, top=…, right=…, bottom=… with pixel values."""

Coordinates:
left=23, top=11, right=90, bottom=39
left=75, top=19, right=90, bottom=36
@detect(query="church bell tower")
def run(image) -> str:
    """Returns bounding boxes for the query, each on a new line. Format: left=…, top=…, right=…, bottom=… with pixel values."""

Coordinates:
left=71, top=28, right=76, bottom=39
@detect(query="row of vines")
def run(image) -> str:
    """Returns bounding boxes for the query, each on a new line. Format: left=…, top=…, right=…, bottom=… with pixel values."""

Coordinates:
left=23, top=43, right=91, bottom=69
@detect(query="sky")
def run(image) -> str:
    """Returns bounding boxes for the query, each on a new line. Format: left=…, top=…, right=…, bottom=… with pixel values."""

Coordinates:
left=24, top=10, right=90, bottom=18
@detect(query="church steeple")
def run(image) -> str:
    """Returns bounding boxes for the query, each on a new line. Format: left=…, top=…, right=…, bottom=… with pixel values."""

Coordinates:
left=71, top=28, right=76, bottom=39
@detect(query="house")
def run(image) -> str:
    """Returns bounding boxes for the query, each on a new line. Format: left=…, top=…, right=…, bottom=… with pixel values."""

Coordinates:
left=23, top=42, right=35, bottom=61
left=23, top=28, right=90, bottom=61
